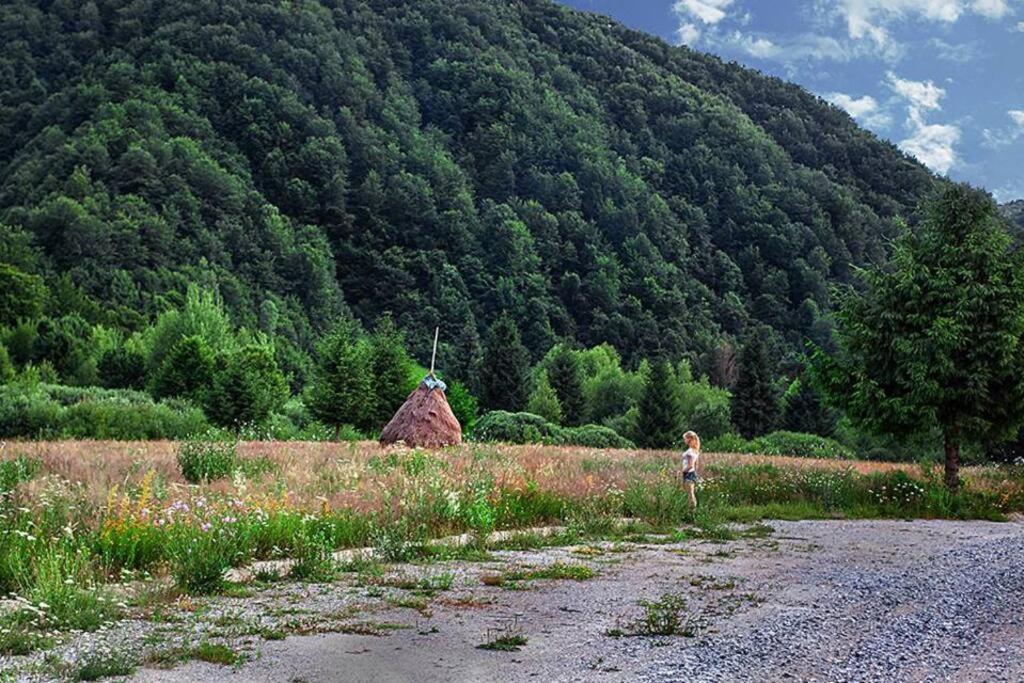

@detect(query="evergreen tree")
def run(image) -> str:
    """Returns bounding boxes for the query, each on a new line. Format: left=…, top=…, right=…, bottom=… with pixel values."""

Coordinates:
left=0, top=264, right=46, bottom=326
left=0, top=344, right=13, bottom=383
left=732, top=329, right=780, bottom=439
left=636, top=360, right=682, bottom=449
left=307, top=320, right=372, bottom=439
left=205, top=343, right=289, bottom=429
left=98, top=345, right=147, bottom=391
left=366, top=315, right=416, bottom=432
left=782, top=377, right=836, bottom=437
left=448, top=317, right=483, bottom=394
left=480, top=313, right=531, bottom=412
left=527, top=371, right=563, bottom=424
left=548, top=346, right=584, bottom=426
left=151, top=336, right=214, bottom=401
left=813, top=185, right=1024, bottom=489
left=446, top=380, right=479, bottom=431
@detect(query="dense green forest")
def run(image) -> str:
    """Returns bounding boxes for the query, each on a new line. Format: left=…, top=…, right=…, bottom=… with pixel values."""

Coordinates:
left=15, top=0, right=1021, bottom=463
left=0, top=0, right=938, bottom=370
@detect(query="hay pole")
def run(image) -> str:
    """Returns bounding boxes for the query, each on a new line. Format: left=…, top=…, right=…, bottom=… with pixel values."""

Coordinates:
left=429, top=326, right=439, bottom=377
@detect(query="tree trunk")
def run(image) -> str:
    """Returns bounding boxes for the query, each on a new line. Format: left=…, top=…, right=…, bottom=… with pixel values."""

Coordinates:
left=943, top=435, right=960, bottom=491
left=334, top=424, right=341, bottom=442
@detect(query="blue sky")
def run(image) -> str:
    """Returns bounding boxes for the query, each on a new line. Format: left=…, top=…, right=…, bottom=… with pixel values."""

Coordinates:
left=559, top=0, right=1024, bottom=201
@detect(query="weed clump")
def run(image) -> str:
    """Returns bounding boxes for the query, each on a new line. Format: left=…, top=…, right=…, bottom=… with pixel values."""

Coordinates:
left=177, top=435, right=237, bottom=483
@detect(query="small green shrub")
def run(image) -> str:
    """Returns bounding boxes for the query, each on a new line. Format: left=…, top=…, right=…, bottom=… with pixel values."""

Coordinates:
left=74, top=648, right=138, bottom=681
left=473, top=411, right=635, bottom=448
left=704, top=433, right=752, bottom=453
left=634, top=592, right=690, bottom=636
left=176, top=435, right=237, bottom=483
left=561, top=424, right=634, bottom=449
left=472, top=411, right=561, bottom=444
left=749, top=431, right=854, bottom=459
left=167, top=525, right=246, bottom=594
left=289, top=525, right=336, bottom=582
left=0, top=454, right=40, bottom=492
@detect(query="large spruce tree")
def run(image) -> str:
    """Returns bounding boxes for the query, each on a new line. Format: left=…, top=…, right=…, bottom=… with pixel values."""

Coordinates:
left=731, top=330, right=780, bottom=439
left=547, top=347, right=585, bottom=426
left=366, top=315, right=416, bottom=432
left=307, top=320, right=372, bottom=439
left=636, top=360, right=682, bottom=449
left=813, top=185, right=1024, bottom=489
left=480, top=313, right=531, bottom=412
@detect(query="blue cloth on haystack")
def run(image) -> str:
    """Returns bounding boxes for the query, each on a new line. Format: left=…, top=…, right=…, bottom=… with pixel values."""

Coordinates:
left=420, top=374, right=447, bottom=392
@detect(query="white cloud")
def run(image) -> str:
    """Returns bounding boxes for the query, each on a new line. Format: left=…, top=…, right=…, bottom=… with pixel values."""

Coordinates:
left=899, top=121, right=961, bottom=173
left=972, top=0, right=1011, bottom=18
left=886, top=72, right=960, bottom=173
left=827, top=92, right=894, bottom=128
left=1016, top=20, right=1024, bottom=30
left=886, top=72, right=945, bottom=115
left=832, top=0, right=1016, bottom=56
left=982, top=109, right=1024, bottom=148
left=673, top=0, right=735, bottom=25
left=676, top=22, right=702, bottom=45
left=929, top=38, right=981, bottom=62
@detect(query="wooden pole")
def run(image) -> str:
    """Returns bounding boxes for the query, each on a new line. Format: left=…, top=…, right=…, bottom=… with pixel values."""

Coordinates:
left=429, top=326, right=439, bottom=376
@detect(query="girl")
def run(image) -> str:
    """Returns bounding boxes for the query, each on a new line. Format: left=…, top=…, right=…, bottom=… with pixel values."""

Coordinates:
left=681, top=430, right=700, bottom=510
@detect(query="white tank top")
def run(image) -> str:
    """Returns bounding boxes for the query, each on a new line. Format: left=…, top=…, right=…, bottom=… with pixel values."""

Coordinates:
left=682, top=447, right=699, bottom=472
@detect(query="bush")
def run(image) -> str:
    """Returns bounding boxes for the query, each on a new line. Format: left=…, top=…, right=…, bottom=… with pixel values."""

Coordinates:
left=176, top=434, right=237, bottom=483
left=472, top=411, right=563, bottom=444
left=750, top=431, right=854, bottom=459
left=705, top=431, right=853, bottom=459
left=704, top=433, right=753, bottom=453
left=0, top=383, right=210, bottom=439
left=446, top=380, right=479, bottom=431
left=472, top=411, right=635, bottom=448
left=561, top=424, right=634, bottom=449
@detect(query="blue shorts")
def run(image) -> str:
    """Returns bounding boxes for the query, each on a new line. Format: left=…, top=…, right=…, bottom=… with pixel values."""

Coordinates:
left=683, top=471, right=698, bottom=483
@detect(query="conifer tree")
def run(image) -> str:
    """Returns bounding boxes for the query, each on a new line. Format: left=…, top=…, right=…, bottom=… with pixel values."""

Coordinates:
left=480, top=313, right=530, bottom=412
left=151, top=335, right=215, bottom=402
left=527, top=370, right=563, bottom=424
left=307, top=320, right=372, bottom=439
left=548, top=346, right=584, bottom=426
left=205, top=342, right=288, bottom=429
left=813, top=185, right=1024, bottom=489
left=732, top=329, right=780, bottom=439
left=783, top=377, right=836, bottom=437
left=366, top=315, right=416, bottom=431
left=636, top=359, right=682, bottom=449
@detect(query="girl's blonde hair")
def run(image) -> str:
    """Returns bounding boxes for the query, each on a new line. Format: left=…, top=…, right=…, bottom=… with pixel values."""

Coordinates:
left=683, top=430, right=701, bottom=452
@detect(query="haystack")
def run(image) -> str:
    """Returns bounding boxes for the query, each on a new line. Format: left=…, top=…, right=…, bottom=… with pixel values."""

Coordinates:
left=379, top=374, right=462, bottom=448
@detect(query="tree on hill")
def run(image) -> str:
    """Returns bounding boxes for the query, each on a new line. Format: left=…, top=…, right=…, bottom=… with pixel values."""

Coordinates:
left=365, top=315, right=416, bottom=432
left=527, top=370, right=563, bottom=425
left=783, top=376, right=837, bottom=437
left=0, top=344, right=13, bottom=383
left=636, top=359, right=682, bottom=449
left=732, top=329, right=780, bottom=439
left=98, top=345, right=147, bottom=391
left=547, top=346, right=585, bottom=426
left=151, top=336, right=215, bottom=402
left=205, top=342, right=289, bottom=430
left=480, top=313, right=531, bottom=412
left=307, top=320, right=372, bottom=440
left=813, top=185, right=1024, bottom=489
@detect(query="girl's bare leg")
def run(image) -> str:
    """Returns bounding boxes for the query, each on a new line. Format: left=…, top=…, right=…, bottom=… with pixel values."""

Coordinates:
left=686, top=481, right=697, bottom=509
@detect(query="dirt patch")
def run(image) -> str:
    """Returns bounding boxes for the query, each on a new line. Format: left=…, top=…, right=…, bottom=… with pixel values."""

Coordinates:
left=112, top=519, right=1024, bottom=683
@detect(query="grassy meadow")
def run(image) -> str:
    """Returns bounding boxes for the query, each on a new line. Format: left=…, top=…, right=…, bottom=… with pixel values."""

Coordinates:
left=1, top=439, right=1022, bottom=660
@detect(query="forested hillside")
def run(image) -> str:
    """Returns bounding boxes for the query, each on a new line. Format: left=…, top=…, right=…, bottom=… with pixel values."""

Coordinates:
left=0, top=0, right=937, bottom=381
left=1002, top=201, right=1024, bottom=232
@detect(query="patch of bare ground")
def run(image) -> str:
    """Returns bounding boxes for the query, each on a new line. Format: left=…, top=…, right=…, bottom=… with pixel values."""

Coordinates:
left=18, top=518, right=1011, bottom=683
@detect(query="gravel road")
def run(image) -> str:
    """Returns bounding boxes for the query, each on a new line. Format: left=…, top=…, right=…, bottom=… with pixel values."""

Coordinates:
left=118, top=519, right=1024, bottom=683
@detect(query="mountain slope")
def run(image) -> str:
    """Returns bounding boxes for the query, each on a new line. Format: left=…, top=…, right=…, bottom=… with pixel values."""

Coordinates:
left=0, top=0, right=937, bottom=368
